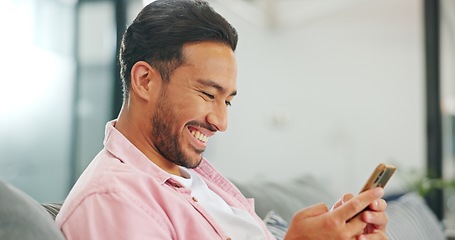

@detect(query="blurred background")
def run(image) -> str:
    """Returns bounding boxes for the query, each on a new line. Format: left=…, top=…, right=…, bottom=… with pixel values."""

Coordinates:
left=0, top=0, right=454, bottom=226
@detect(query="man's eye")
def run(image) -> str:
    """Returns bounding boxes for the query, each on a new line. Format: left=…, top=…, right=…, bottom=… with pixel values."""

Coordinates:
left=225, top=101, right=232, bottom=107
left=203, top=92, right=215, bottom=99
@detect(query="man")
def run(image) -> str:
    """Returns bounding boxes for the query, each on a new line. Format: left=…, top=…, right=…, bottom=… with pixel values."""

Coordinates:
left=56, top=0, right=388, bottom=239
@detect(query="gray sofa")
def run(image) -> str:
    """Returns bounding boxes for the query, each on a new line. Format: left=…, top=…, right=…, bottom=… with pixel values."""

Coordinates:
left=0, top=176, right=447, bottom=240
left=0, top=181, right=64, bottom=240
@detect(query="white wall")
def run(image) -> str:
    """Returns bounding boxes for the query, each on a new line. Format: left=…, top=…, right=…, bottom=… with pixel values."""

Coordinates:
left=206, top=0, right=425, bottom=197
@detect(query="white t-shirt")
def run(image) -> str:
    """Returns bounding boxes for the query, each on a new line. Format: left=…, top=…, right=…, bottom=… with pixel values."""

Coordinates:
left=172, top=168, right=265, bottom=240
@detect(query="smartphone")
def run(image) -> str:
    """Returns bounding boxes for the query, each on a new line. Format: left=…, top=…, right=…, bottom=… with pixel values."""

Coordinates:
left=359, top=163, right=396, bottom=193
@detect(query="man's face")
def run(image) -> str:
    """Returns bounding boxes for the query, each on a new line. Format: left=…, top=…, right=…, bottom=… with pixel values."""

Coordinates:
left=150, top=42, right=237, bottom=169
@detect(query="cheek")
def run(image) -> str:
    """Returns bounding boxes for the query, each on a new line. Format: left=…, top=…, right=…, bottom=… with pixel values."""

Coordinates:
left=179, top=107, right=206, bottom=127
left=177, top=97, right=208, bottom=119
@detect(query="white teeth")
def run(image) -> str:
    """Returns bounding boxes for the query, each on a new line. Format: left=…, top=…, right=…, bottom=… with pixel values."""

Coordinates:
left=191, top=130, right=209, bottom=143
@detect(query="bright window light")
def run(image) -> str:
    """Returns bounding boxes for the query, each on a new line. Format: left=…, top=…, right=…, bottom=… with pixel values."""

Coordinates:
left=0, top=1, right=53, bottom=116
left=142, top=0, right=157, bottom=6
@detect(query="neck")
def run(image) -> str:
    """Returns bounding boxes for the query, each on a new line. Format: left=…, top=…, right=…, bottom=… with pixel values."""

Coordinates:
left=115, top=104, right=182, bottom=176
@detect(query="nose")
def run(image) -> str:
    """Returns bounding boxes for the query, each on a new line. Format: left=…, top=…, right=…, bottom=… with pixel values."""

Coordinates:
left=206, top=104, right=228, bottom=132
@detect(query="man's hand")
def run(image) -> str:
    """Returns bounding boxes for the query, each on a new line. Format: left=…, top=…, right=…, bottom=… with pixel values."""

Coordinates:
left=283, top=187, right=387, bottom=240
left=360, top=194, right=388, bottom=238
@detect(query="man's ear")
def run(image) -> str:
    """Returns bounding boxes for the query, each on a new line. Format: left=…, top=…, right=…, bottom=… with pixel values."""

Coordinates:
left=130, top=61, right=161, bottom=101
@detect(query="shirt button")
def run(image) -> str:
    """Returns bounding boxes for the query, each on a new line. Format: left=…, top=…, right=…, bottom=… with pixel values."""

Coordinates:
left=192, top=197, right=198, bottom=202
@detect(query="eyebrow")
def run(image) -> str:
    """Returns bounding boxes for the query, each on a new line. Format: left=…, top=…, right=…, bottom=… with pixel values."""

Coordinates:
left=197, top=79, right=237, bottom=97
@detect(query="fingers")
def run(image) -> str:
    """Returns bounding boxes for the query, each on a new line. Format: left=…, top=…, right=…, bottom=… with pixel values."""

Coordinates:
left=362, top=210, right=388, bottom=231
left=345, top=212, right=368, bottom=236
left=369, top=198, right=387, bottom=212
left=363, top=198, right=388, bottom=231
left=331, top=193, right=355, bottom=211
left=295, top=202, right=329, bottom=219
left=358, top=229, right=389, bottom=240
left=286, top=192, right=388, bottom=240
left=331, top=198, right=343, bottom=211
left=287, top=203, right=367, bottom=240
left=343, top=193, right=355, bottom=202
left=332, top=187, right=384, bottom=221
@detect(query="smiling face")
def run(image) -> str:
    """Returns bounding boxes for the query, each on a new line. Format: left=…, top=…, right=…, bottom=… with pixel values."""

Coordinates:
left=149, top=41, right=237, bottom=169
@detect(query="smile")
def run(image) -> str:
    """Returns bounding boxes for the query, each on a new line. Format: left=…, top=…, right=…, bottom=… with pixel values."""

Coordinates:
left=190, top=129, right=209, bottom=143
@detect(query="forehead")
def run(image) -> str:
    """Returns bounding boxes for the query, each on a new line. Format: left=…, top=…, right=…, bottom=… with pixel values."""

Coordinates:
left=177, top=41, right=238, bottom=90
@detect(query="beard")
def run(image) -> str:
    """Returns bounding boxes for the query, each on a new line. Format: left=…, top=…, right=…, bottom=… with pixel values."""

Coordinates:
left=150, top=89, right=204, bottom=169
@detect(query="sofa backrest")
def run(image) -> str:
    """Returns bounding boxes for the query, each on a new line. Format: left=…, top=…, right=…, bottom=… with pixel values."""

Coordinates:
left=0, top=181, right=64, bottom=240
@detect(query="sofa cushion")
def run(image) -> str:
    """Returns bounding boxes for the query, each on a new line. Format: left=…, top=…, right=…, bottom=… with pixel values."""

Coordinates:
left=42, top=202, right=63, bottom=220
left=385, top=192, right=445, bottom=240
left=232, top=175, right=337, bottom=222
left=263, top=210, right=288, bottom=240
left=0, top=181, right=65, bottom=240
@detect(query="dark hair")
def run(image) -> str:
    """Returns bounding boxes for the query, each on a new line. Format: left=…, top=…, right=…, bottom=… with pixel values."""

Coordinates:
left=119, top=0, right=238, bottom=99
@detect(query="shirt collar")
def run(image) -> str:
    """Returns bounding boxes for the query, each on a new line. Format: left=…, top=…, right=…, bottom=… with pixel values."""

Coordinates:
left=103, top=120, right=172, bottom=185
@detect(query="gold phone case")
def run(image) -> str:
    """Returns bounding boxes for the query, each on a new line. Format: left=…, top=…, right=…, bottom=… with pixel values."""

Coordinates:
left=359, top=163, right=396, bottom=193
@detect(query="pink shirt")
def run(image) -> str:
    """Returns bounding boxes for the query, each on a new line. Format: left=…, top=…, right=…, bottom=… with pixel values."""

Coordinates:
left=56, top=121, right=276, bottom=240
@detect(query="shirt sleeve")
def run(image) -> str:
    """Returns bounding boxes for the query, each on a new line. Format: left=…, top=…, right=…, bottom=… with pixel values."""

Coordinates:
left=60, top=189, right=173, bottom=240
